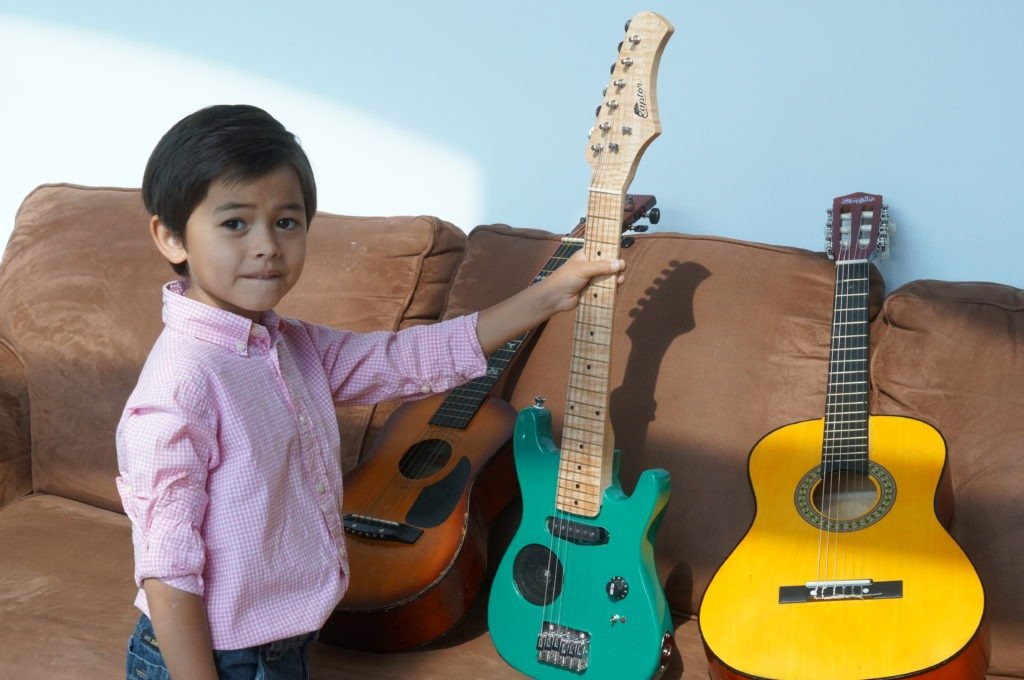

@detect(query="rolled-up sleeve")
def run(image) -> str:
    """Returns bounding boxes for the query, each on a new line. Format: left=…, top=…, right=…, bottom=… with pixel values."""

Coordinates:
left=307, top=313, right=488, bottom=405
left=116, top=380, right=216, bottom=597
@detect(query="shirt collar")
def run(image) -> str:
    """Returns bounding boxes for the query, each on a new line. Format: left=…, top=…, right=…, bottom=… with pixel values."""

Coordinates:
left=162, top=280, right=282, bottom=356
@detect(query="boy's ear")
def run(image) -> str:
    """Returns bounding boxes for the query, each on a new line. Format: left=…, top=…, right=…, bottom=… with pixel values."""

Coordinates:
left=150, top=215, right=188, bottom=267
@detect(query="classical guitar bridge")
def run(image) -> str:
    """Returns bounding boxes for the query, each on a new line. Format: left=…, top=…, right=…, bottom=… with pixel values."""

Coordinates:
left=343, top=514, right=423, bottom=544
left=779, top=579, right=903, bottom=604
left=537, top=621, right=591, bottom=672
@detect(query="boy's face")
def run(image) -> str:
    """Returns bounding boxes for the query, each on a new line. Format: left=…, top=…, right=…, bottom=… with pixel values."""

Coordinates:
left=157, top=165, right=308, bottom=322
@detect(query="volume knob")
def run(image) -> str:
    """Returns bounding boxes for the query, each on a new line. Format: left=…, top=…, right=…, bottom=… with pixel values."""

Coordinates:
left=606, top=575, right=629, bottom=600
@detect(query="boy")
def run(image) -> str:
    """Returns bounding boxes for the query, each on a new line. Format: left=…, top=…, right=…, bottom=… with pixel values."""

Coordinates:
left=115, top=104, right=624, bottom=679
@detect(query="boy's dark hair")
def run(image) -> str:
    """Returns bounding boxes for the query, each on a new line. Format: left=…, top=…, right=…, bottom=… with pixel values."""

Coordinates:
left=142, top=104, right=317, bottom=275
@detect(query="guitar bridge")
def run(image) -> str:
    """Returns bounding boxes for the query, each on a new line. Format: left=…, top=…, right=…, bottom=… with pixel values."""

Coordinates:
left=343, top=514, right=423, bottom=544
left=779, top=579, right=902, bottom=604
left=537, top=621, right=591, bottom=672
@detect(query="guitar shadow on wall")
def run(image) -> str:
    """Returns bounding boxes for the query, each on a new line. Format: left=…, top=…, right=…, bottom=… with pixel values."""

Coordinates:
left=610, top=259, right=711, bottom=486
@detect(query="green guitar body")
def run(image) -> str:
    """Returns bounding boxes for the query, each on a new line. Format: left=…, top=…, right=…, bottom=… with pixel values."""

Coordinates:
left=487, top=405, right=673, bottom=679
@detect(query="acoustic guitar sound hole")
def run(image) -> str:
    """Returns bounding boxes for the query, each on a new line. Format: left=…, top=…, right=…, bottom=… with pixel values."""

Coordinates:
left=812, top=471, right=879, bottom=521
left=398, top=439, right=452, bottom=479
left=795, top=461, right=896, bottom=532
left=512, top=544, right=564, bottom=606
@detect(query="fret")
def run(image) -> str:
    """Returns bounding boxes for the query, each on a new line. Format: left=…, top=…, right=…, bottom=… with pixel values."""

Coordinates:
left=568, top=356, right=611, bottom=375
left=572, top=324, right=613, bottom=348
left=557, top=482, right=601, bottom=500
left=555, top=495, right=600, bottom=515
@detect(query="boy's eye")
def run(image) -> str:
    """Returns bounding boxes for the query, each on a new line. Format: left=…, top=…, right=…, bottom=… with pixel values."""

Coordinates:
left=277, top=217, right=302, bottom=230
left=222, top=219, right=246, bottom=230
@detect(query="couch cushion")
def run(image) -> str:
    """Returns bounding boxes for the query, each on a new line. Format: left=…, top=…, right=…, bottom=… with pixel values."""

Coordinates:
left=872, top=279, right=1024, bottom=677
left=0, top=184, right=467, bottom=512
left=439, top=224, right=884, bottom=618
left=0, top=494, right=138, bottom=679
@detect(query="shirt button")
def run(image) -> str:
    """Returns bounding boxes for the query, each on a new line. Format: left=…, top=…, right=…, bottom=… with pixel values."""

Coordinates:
left=235, top=341, right=246, bottom=353
left=317, top=482, right=326, bottom=494
left=420, top=384, right=431, bottom=394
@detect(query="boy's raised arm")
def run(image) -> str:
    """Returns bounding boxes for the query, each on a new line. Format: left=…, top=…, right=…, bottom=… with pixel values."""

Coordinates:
left=474, top=251, right=624, bottom=357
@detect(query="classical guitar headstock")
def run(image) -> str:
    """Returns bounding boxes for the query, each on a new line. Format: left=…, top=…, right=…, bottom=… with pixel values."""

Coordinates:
left=586, top=12, right=674, bottom=194
left=825, top=192, right=890, bottom=262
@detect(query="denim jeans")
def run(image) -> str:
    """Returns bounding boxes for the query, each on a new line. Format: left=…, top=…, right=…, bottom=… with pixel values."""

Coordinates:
left=126, top=614, right=317, bottom=680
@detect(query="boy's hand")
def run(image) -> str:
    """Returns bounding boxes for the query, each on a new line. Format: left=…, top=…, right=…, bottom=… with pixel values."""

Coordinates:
left=544, top=250, right=626, bottom=313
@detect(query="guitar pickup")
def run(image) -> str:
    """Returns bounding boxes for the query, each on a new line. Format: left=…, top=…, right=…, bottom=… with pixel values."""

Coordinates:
left=546, top=516, right=609, bottom=546
left=343, top=514, right=423, bottom=544
left=779, top=579, right=902, bottom=604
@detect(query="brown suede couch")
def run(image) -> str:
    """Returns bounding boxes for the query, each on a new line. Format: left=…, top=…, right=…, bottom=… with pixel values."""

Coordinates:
left=0, top=184, right=1021, bottom=679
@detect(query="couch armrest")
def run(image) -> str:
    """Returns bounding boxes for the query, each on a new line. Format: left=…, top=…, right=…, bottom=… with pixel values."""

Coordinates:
left=0, top=337, right=30, bottom=507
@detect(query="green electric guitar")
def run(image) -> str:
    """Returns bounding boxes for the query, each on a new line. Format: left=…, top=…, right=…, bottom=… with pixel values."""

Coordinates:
left=487, top=11, right=675, bottom=679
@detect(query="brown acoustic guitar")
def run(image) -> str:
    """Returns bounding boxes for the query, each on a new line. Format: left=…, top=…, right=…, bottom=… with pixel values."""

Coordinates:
left=322, top=195, right=659, bottom=651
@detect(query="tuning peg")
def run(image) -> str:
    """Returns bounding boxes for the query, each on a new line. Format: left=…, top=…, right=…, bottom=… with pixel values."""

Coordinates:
left=648, top=207, right=661, bottom=224
left=595, top=104, right=602, bottom=117
left=624, top=19, right=632, bottom=32
left=632, top=224, right=649, bottom=233
left=621, top=235, right=635, bottom=249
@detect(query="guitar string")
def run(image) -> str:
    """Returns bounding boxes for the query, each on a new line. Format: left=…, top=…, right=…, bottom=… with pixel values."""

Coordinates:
left=818, top=210, right=873, bottom=598
left=820, top=219, right=851, bottom=595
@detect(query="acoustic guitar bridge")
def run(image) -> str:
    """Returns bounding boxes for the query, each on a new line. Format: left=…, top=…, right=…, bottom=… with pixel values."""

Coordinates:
left=343, top=514, right=423, bottom=544
left=779, top=579, right=903, bottom=604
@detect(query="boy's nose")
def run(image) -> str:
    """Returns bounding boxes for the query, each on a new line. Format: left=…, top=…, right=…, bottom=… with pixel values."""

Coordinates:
left=252, top=226, right=282, bottom=258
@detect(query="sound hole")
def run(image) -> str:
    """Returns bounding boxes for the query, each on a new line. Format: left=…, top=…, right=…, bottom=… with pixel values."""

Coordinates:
left=512, top=544, right=564, bottom=606
left=812, top=471, right=880, bottom=521
left=795, top=461, right=896, bottom=531
left=398, top=439, right=452, bottom=479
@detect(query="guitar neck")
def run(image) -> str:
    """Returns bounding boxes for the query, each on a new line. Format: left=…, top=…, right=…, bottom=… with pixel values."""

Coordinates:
left=556, top=194, right=626, bottom=517
left=821, top=259, right=871, bottom=473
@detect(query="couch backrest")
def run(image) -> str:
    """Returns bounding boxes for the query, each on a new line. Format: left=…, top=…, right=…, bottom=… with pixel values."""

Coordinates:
left=441, top=224, right=885, bottom=617
left=0, top=184, right=465, bottom=512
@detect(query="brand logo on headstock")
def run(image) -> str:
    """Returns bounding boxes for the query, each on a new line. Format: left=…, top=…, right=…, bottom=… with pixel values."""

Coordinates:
left=840, top=195, right=879, bottom=205
left=633, top=81, right=649, bottom=118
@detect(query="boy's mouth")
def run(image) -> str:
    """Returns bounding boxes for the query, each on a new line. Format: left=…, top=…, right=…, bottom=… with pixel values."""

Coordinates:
left=244, top=271, right=282, bottom=280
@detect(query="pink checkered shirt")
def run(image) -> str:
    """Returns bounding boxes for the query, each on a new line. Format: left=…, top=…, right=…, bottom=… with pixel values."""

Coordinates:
left=115, top=281, right=486, bottom=649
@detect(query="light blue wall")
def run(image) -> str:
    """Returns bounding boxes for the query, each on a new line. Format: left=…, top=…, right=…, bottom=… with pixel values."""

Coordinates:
left=2, top=0, right=1022, bottom=291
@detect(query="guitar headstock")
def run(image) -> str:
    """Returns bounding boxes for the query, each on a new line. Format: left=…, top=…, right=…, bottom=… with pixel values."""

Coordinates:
left=586, top=12, right=674, bottom=193
left=825, top=192, right=890, bottom=262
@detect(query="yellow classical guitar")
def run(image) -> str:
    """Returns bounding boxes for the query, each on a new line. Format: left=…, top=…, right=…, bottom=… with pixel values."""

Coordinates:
left=699, top=193, right=989, bottom=679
